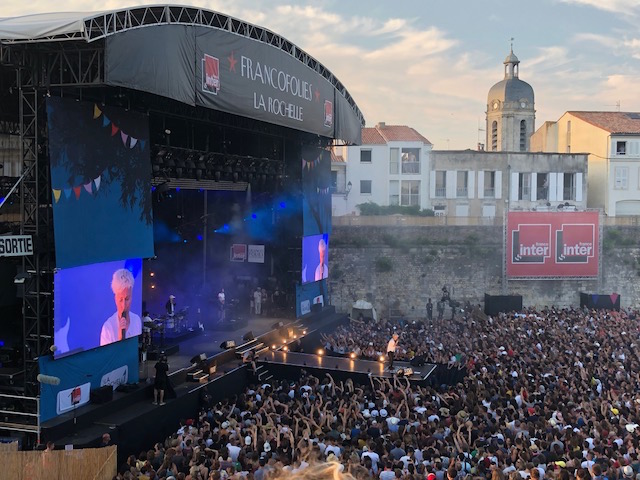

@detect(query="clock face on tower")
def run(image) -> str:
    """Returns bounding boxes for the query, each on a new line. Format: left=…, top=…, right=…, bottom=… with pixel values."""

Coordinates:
left=492, top=101, right=499, bottom=110
left=520, top=102, right=527, bottom=108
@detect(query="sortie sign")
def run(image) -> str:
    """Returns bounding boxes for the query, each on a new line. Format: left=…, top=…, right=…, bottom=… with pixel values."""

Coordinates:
left=0, top=235, right=34, bottom=257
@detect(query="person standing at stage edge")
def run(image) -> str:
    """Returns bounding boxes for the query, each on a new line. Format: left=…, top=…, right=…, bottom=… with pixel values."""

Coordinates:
left=387, top=333, right=399, bottom=370
left=253, top=287, right=262, bottom=315
left=153, top=354, right=169, bottom=406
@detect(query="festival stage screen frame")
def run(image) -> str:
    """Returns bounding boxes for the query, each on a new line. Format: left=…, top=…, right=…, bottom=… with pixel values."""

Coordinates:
left=506, top=211, right=599, bottom=278
left=53, top=259, right=143, bottom=359
left=301, top=233, right=330, bottom=285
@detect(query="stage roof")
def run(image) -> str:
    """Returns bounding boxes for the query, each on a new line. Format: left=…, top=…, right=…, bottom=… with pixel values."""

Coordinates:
left=0, top=5, right=364, bottom=144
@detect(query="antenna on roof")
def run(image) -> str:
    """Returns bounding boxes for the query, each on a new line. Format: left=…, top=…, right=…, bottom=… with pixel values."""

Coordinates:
left=510, top=37, right=514, bottom=52
left=606, top=100, right=621, bottom=112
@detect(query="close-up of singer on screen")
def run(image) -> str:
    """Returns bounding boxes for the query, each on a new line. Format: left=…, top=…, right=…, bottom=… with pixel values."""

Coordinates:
left=99, top=268, right=142, bottom=346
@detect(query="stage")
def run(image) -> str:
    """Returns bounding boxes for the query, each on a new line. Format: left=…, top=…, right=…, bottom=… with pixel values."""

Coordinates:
left=258, top=350, right=437, bottom=385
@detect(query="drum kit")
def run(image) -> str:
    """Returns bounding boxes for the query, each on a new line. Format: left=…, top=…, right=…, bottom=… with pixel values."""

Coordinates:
left=144, top=307, right=190, bottom=340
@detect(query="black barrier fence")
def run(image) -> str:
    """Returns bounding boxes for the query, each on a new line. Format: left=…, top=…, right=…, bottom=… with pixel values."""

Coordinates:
left=580, top=292, right=621, bottom=311
left=484, top=294, right=523, bottom=316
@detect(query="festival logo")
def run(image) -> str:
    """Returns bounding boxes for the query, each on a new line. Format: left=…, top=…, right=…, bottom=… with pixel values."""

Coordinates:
left=556, top=223, right=595, bottom=263
left=324, top=100, right=333, bottom=127
left=511, top=224, right=551, bottom=264
left=202, top=54, right=220, bottom=95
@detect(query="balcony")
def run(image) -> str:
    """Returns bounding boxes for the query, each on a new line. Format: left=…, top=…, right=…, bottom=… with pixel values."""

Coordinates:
left=483, top=187, right=495, bottom=198
left=456, top=187, right=468, bottom=198
left=435, top=187, right=446, bottom=198
left=401, top=162, right=420, bottom=174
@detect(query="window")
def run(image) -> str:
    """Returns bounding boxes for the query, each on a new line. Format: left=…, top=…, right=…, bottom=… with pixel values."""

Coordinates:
left=614, top=167, right=628, bottom=189
left=484, top=171, right=496, bottom=197
left=435, top=171, right=446, bottom=197
left=564, top=173, right=576, bottom=200
left=518, top=172, right=531, bottom=200
left=520, top=120, right=527, bottom=151
left=360, top=149, right=372, bottom=162
left=401, top=180, right=420, bottom=206
left=456, top=171, right=468, bottom=197
left=330, top=171, right=338, bottom=194
left=401, top=148, right=420, bottom=174
left=617, top=141, right=627, bottom=155
left=389, top=148, right=399, bottom=174
left=360, top=180, right=372, bottom=194
left=537, top=173, right=549, bottom=200
left=389, top=180, right=399, bottom=205
left=491, top=121, right=498, bottom=151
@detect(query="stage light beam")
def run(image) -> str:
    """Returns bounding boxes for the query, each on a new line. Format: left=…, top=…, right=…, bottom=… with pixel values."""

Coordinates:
left=317, top=349, right=324, bottom=356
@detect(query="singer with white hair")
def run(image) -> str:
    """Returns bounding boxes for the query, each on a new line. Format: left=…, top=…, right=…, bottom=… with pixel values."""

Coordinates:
left=100, top=268, right=142, bottom=346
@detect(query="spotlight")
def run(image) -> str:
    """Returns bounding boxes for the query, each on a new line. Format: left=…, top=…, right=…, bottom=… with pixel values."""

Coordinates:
left=302, top=330, right=307, bottom=335
left=282, top=339, right=287, bottom=344
left=350, top=353, right=356, bottom=359
left=283, top=346, right=289, bottom=352
left=379, top=355, right=385, bottom=362
left=317, top=349, right=324, bottom=356
left=151, top=285, right=156, bottom=289
left=271, top=345, right=276, bottom=350
left=149, top=272, right=155, bottom=277
left=293, top=335, right=297, bottom=339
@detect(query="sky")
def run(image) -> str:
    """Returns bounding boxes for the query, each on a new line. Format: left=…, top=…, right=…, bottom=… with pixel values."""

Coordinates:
left=2, top=0, right=640, bottom=149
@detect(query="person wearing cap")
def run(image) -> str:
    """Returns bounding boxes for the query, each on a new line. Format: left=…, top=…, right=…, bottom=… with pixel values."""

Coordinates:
left=387, top=333, right=399, bottom=370
left=165, top=294, right=176, bottom=316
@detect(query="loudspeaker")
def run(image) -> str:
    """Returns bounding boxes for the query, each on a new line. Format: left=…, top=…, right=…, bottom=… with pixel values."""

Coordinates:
left=190, top=353, right=207, bottom=364
left=243, top=331, right=254, bottom=342
left=90, top=385, right=113, bottom=404
left=219, top=340, right=236, bottom=349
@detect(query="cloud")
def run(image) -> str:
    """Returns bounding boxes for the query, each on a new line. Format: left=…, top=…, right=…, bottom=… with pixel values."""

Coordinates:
left=559, top=0, right=640, bottom=14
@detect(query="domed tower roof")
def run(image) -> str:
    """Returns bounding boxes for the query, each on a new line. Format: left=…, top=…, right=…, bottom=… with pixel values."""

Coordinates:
left=487, top=48, right=534, bottom=105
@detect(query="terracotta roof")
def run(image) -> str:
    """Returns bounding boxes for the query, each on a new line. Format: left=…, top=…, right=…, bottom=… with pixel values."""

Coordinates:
left=330, top=151, right=345, bottom=163
left=361, top=124, right=431, bottom=145
left=568, top=111, right=640, bottom=134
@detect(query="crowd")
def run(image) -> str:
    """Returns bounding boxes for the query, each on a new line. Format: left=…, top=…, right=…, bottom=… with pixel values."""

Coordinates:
left=112, top=304, right=640, bottom=480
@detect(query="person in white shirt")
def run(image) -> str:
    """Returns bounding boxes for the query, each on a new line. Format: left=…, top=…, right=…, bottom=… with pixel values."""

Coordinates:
left=314, top=238, right=329, bottom=281
left=387, top=333, right=399, bottom=370
left=100, top=268, right=141, bottom=346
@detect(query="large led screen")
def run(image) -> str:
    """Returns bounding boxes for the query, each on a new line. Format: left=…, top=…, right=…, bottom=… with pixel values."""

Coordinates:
left=53, top=259, right=143, bottom=359
left=47, top=97, right=154, bottom=269
left=302, top=146, right=332, bottom=236
left=301, top=233, right=329, bottom=285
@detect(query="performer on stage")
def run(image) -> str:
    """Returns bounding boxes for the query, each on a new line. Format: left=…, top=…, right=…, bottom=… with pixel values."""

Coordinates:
left=100, top=268, right=142, bottom=346
left=218, top=288, right=226, bottom=322
left=387, top=332, right=399, bottom=370
left=165, top=294, right=176, bottom=316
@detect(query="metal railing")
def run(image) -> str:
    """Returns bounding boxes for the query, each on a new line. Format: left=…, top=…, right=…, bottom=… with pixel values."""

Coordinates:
left=456, top=187, right=468, bottom=197
left=483, top=188, right=495, bottom=197
left=435, top=187, right=446, bottom=197
left=0, top=392, right=40, bottom=443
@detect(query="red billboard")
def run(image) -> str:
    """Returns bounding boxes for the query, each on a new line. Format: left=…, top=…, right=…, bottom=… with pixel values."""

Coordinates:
left=507, top=211, right=599, bottom=278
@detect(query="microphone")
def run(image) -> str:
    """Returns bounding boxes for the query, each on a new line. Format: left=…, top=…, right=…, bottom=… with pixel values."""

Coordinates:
left=121, top=311, right=128, bottom=341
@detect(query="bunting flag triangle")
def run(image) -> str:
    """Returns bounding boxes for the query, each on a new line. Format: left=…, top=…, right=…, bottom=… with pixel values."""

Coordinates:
left=610, top=293, right=619, bottom=305
left=139, top=140, right=146, bottom=151
left=73, top=186, right=82, bottom=199
left=130, top=138, right=138, bottom=148
left=111, top=124, right=119, bottom=136
left=64, top=188, right=72, bottom=199
left=94, top=175, right=101, bottom=191
left=83, top=182, right=93, bottom=194
left=93, top=104, right=102, bottom=120
left=52, top=189, right=62, bottom=203
left=120, top=131, right=129, bottom=146
left=102, top=115, right=111, bottom=127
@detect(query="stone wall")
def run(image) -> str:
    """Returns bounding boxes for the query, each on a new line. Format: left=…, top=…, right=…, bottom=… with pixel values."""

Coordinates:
left=328, top=225, right=640, bottom=315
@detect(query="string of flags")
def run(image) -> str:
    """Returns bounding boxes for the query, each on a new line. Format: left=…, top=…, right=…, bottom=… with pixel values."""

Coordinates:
left=93, top=104, right=146, bottom=151
left=52, top=174, right=102, bottom=203
left=302, top=156, right=322, bottom=170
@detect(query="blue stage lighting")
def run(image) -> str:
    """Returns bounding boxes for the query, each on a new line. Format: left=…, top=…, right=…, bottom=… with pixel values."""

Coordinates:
left=251, top=214, right=257, bottom=219
left=175, top=187, right=180, bottom=192
left=183, top=239, right=188, bottom=243
left=151, top=186, right=156, bottom=192
left=280, top=202, right=286, bottom=208
left=197, top=235, right=203, bottom=241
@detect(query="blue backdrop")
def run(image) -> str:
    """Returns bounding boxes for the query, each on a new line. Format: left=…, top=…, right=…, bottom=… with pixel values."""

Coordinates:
left=296, top=279, right=328, bottom=318
left=39, top=338, right=139, bottom=422
left=47, top=97, right=154, bottom=268
left=53, top=259, right=142, bottom=359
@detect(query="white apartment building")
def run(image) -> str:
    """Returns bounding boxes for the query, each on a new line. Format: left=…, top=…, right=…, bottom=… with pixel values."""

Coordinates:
left=331, top=122, right=432, bottom=216
left=531, top=111, right=640, bottom=216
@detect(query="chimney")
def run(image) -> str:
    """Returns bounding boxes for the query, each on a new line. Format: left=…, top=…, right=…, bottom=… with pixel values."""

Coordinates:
left=376, top=122, right=386, bottom=129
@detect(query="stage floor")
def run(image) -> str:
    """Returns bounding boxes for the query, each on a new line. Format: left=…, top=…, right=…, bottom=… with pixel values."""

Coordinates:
left=259, top=350, right=437, bottom=382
